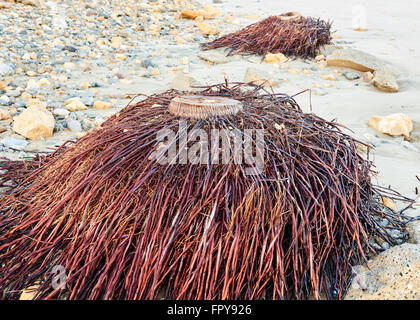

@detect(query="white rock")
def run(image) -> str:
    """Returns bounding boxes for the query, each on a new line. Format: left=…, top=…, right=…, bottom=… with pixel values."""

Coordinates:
left=345, top=243, right=420, bottom=300
left=372, top=69, right=399, bottom=92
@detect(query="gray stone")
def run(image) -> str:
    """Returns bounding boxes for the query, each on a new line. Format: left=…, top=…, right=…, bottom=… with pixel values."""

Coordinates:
left=52, top=108, right=70, bottom=117
left=407, top=221, right=420, bottom=244
left=66, top=119, right=82, bottom=132
left=0, top=136, right=28, bottom=150
left=0, top=63, right=14, bottom=76
left=343, top=70, right=360, bottom=80
left=401, top=141, right=419, bottom=152
left=141, top=59, right=155, bottom=69
left=6, top=90, right=21, bottom=97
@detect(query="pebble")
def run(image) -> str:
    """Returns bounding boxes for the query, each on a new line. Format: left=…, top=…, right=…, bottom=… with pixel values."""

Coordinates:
left=0, top=63, right=14, bottom=76
left=93, top=101, right=111, bottom=110
left=0, top=136, right=28, bottom=150
left=343, top=70, right=360, bottom=80
left=52, top=108, right=70, bottom=117
left=401, top=141, right=419, bottom=152
left=66, top=119, right=82, bottom=132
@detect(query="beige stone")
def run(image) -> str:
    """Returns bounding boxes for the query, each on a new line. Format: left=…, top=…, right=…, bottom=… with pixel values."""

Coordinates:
left=198, top=50, right=231, bottom=64
left=65, top=98, right=87, bottom=111
left=180, top=9, right=203, bottom=20
left=345, top=244, right=420, bottom=300
left=198, top=22, right=219, bottom=35
left=26, top=98, right=46, bottom=108
left=326, top=48, right=385, bottom=72
left=0, top=108, right=12, bottom=120
left=180, top=6, right=220, bottom=20
left=93, top=101, right=111, bottom=110
left=12, top=105, right=54, bottom=140
left=110, top=36, right=123, bottom=49
left=372, top=69, right=399, bottom=92
left=264, top=53, right=288, bottom=63
left=19, top=285, right=39, bottom=300
left=321, top=74, right=336, bottom=81
left=203, top=5, right=221, bottom=19
left=170, top=73, right=202, bottom=91
left=115, top=54, right=127, bottom=61
left=244, top=68, right=278, bottom=87
left=368, top=113, right=413, bottom=140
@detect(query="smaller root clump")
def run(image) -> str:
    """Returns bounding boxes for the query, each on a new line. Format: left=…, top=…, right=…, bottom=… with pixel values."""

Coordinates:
left=203, top=14, right=332, bottom=58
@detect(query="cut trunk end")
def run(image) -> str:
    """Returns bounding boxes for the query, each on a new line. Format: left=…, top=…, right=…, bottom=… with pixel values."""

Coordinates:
left=279, top=12, right=302, bottom=22
left=168, top=95, right=243, bottom=119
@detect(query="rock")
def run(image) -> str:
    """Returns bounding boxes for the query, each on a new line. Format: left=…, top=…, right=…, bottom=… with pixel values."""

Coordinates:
left=313, top=88, right=328, bottom=96
left=407, top=221, right=420, bottom=244
left=198, top=50, right=231, bottom=64
left=372, top=69, right=399, bottom=92
left=244, top=68, right=278, bottom=87
left=0, top=63, right=14, bottom=76
left=63, top=45, right=77, bottom=52
left=180, top=6, right=220, bottom=20
left=93, top=101, right=111, bottom=110
left=202, top=5, right=221, bottom=19
left=345, top=243, right=420, bottom=300
left=343, top=71, right=360, bottom=80
left=0, top=81, right=6, bottom=91
left=368, top=113, right=413, bottom=140
left=52, top=108, right=70, bottom=117
left=362, top=71, right=374, bottom=82
left=151, top=69, right=160, bottom=76
left=315, top=54, right=326, bottom=61
left=26, top=98, right=45, bottom=108
left=264, top=53, right=288, bottom=63
left=65, top=98, right=87, bottom=111
left=321, top=74, right=336, bottom=81
left=7, top=90, right=21, bottom=97
left=170, top=73, right=202, bottom=91
left=12, top=105, right=55, bottom=140
left=115, top=54, right=127, bottom=61
left=141, top=59, right=155, bottom=69
left=318, top=44, right=343, bottom=57
left=0, top=108, right=12, bottom=120
left=401, top=141, right=419, bottom=152
left=326, top=48, right=385, bottom=72
left=0, top=136, right=28, bottom=150
left=19, top=286, right=39, bottom=300
left=180, top=9, right=204, bottom=20
left=198, top=22, right=219, bottom=36
left=66, top=119, right=82, bottom=132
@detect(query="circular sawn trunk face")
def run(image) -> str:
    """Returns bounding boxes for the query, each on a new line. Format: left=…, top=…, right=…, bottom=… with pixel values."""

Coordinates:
left=278, top=12, right=302, bottom=22
left=168, top=95, right=243, bottom=119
